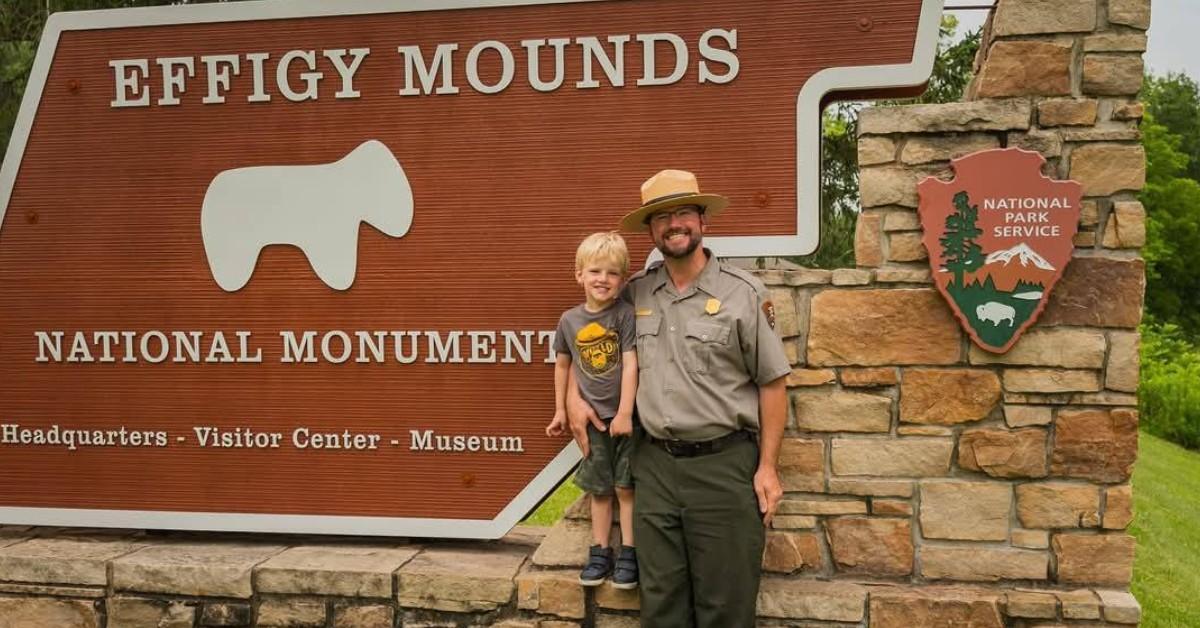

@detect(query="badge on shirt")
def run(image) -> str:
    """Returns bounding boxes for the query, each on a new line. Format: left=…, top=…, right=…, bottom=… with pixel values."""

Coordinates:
left=762, top=300, right=776, bottom=329
left=704, top=298, right=721, bottom=315
left=636, top=308, right=654, bottom=317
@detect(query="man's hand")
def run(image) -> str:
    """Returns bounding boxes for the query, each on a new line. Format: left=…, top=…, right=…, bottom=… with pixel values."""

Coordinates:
left=545, top=412, right=566, bottom=438
left=610, top=413, right=633, bottom=437
left=753, top=465, right=783, bottom=528
left=565, top=389, right=605, bottom=458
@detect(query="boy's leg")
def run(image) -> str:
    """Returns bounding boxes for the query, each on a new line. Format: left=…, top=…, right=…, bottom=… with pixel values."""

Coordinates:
left=590, top=493, right=614, bottom=546
left=615, top=487, right=635, bottom=546
left=577, top=426, right=618, bottom=586
left=611, top=486, right=639, bottom=589
left=613, top=429, right=636, bottom=547
left=574, top=423, right=618, bottom=585
left=573, top=422, right=618, bottom=544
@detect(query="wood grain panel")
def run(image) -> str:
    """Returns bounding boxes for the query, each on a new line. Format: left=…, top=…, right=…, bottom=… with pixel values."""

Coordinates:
left=0, top=0, right=923, bottom=524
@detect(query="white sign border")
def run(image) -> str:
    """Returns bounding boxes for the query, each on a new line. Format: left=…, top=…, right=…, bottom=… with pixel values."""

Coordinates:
left=0, top=0, right=943, bottom=538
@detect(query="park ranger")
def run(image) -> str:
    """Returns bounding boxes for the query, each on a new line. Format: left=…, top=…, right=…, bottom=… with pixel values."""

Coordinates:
left=569, top=169, right=790, bottom=627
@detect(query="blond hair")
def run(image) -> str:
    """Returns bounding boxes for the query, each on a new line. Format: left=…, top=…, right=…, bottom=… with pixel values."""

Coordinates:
left=575, top=231, right=630, bottom=275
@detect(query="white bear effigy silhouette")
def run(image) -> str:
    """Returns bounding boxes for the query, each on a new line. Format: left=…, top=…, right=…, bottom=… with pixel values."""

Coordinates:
left=200, top=139, right=414, bottom=292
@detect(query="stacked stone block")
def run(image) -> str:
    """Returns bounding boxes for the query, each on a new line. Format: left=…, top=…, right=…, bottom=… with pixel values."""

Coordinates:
left=0, top=527, right=588, bottom=628
left=0, top=0, right=1151, bottom=626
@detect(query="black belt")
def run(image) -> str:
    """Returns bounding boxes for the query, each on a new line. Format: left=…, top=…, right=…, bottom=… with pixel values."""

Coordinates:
left=647, top=430, right=754, bottom=458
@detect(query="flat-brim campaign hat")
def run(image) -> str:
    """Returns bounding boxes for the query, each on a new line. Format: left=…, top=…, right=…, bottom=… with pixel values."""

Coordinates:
left=619, top=169, right=729, bottom=232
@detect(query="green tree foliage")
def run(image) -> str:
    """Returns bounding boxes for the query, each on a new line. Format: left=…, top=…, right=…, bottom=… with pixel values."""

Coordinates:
left=791, top=16, right=981, bottom=269
left=1139, top=74, right=1200, bottom=450
left=0, top=1, right=44, bottom=153
left=939, top=191, right=983, bottom=289
left=1140, top=110, right=1200, bottom=336
left=798, top=104, right=860, bottom=269
left=893, top=15, right=981, bottom=107
left=1144, top=73, right=1200, bottom=182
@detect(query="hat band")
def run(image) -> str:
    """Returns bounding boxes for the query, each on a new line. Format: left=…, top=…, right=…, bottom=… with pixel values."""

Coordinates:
left=640, top=191, right=700, bottom=208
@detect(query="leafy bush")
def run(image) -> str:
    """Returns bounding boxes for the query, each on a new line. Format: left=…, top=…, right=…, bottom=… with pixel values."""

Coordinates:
left=1140, top=323, right=1200, bottom=450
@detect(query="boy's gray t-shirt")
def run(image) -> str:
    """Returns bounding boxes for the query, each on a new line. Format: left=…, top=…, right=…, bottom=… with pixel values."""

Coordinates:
left=553, top=301, right=636, bottom=420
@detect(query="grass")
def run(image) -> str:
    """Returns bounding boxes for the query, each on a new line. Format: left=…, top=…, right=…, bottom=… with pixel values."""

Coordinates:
left=1131, top=431, right=1200, bottom=627
left=523, top=476, right=583, bottom=526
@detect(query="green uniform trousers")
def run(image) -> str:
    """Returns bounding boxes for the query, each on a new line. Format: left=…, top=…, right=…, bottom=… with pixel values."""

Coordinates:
left=632, top=432, right=766, bottom=628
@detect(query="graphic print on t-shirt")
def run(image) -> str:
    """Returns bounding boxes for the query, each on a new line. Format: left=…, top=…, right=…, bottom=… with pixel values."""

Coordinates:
left=575, top=322, right=620, bottom=378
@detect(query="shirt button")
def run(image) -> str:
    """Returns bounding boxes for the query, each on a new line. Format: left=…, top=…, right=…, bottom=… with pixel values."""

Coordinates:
left=702, top=334, right=709, bottom=340
left=669, top=326, right=676, bottom=332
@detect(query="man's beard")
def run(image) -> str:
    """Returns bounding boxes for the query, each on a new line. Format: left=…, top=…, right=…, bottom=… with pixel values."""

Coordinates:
left=656, top=228, right=702, bottom=259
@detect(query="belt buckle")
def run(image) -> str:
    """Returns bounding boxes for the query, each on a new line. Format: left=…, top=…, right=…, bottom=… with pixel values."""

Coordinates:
left=664, top=439, right=698, bottom=457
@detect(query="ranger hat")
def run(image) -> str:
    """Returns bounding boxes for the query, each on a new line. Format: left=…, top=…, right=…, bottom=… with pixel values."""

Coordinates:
left=619, top=169, right=729, bottom=232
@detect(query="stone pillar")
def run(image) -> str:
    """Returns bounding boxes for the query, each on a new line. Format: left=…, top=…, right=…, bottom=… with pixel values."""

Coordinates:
left=836, top=0, right=1143, bottom=623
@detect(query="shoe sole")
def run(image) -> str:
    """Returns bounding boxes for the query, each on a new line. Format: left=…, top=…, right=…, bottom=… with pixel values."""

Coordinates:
left=610, top=581, right=638, bottom=590
left=579, top=577, right=607, bottom=587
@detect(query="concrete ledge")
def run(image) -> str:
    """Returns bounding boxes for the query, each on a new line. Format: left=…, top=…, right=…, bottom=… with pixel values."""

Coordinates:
left=256, top=545, right=421, bottom=598
left=111, top=541, right=288, bottom=598
left=0, top=525, right=1143, bottom=627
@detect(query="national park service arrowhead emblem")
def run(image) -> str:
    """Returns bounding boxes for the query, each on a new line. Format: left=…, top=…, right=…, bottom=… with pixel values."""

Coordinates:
left=918, top=148, right=1082, bottom=353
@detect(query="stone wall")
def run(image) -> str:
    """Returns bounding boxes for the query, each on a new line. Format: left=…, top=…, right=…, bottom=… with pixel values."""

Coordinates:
left=0, top=526, right=588, bottom=628
left=0, top=0, right=1151, bottom=626
left=0, top=521, right=1144, bottom=628
left=528, top=0, right=1150, bottom=625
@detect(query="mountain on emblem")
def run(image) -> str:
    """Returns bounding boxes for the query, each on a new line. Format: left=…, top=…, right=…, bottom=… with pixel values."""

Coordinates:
left=974, top=242, right=1058, bottom=293
left=984, top=242, right=1055, bottom=270
left=918, top=148, right=1082, bottom=353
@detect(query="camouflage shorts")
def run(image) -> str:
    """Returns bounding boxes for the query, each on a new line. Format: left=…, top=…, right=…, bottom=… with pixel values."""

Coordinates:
left=574, top=420, right=637, bottom=495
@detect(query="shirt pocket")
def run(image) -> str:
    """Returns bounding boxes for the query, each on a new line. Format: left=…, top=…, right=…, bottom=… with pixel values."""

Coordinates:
left=635, top=315, right=661, bottom=369
left=684, top=319, right=731, bottom=374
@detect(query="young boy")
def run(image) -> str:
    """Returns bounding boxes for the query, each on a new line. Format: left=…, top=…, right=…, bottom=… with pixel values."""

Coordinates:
left=546, top=231, right=639, bottom=589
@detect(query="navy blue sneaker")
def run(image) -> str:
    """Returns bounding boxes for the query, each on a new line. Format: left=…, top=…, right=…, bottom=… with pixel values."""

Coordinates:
left=579, top=544, right=613, bottom=586
left=611, top=545, right=638, bottom=590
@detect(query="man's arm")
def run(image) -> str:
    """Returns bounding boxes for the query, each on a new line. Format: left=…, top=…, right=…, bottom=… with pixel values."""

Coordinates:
left=609, top=350, right=638, bottom=437
left=754, top=376, right=787, bottom=527
left=565, top=366, right=606, bottom=457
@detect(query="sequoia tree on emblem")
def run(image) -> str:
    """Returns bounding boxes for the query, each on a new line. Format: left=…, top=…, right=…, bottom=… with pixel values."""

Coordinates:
left=918, top=149, right=1082, bottom=353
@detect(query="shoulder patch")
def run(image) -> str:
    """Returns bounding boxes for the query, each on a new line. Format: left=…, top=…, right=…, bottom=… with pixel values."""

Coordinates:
left=762, top=300, right=776, bottom=329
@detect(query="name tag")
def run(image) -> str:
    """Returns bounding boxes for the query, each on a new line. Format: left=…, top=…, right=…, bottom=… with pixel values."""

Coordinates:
left=636, top=308, right=654, bottom=317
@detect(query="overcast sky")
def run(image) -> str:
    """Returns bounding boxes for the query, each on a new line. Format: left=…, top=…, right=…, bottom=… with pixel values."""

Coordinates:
left=949, top=0, right=1197, bottom=81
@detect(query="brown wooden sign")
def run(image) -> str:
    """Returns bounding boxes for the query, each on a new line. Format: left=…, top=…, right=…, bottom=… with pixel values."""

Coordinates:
left=919, top=149, right=1082, bottom=354
left=0, top=0, right=941, bottom=537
